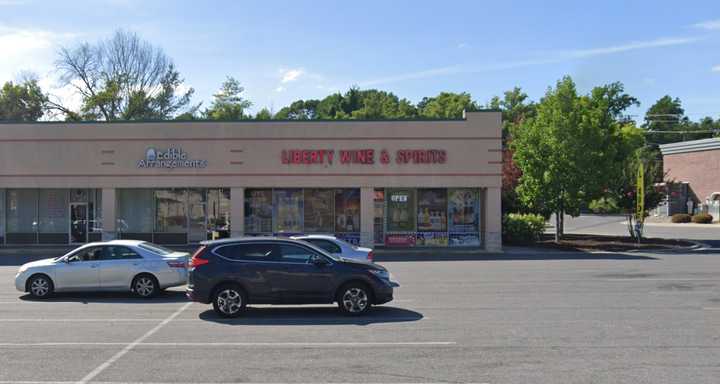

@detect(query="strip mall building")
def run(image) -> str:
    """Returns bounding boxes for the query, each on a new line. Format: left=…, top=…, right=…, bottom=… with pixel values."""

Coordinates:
left=0, top=112, right=502, bottom=250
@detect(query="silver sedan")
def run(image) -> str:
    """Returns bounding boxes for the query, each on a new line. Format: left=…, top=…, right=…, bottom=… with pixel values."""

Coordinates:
left=291, top=234, right=374, bottom=262
left=15, top=240, right=189, bottom=299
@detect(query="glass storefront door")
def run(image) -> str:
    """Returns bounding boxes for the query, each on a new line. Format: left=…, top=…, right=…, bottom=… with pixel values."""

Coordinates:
left=188, top=202, right=207, bottom=243
left=69, top=203, right=88, bottom=244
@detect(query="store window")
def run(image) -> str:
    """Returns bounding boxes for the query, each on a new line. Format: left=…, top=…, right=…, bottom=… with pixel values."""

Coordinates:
left=6, top=189, right=38, bottom=243
left=0, top=189, right=5, bottom=243
left=448, top=188, right=481, bottom=246
left=416, top=188, right=448, bottom=246
left=38, top=189, right=69, bottom=244
left=207, top=188, right=231, bottom=238
left=373, top=189, right=385, bottom=245
left=244, top=189, right=273, bottom=234
left=89, top=189, right=102, bottom=236
left=304, top=189, right=334, bottom=233
left=385, top=188, right=416, bottom=247
left=116, top=189, right=154, bottom=234
left=273, top=189, right=303, bottom=234
left=155, top=189, right=188, bottom=233
left=334, top=189, right=361, bottom=244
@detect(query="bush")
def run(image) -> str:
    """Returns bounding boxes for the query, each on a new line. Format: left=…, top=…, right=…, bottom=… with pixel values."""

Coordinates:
left=588, top=197, right=620, bottom=214
left=691, top=213, right=714, bottom=224
left=671, top=213, right=691, bottom=223
left=502, top=213, right=546, bottom=244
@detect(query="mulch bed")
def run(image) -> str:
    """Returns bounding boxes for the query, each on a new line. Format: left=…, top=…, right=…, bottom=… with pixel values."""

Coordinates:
left=534, top=234, right=694, bottom=252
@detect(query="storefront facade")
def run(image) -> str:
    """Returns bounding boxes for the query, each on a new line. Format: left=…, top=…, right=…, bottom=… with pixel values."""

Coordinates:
left=0, top=112, right=502, bottom=250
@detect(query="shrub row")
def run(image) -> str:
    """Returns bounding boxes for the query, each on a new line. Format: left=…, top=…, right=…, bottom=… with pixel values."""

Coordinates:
left=502, top=213, right=546, bottom=244
left=671, top=213, right=714, bottom=224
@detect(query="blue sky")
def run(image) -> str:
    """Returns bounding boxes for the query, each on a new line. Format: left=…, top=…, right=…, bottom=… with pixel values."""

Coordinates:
left=1, top=0, right=719, bottom=119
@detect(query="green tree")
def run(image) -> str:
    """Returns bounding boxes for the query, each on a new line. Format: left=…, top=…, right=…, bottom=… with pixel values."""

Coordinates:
left=54, top=29, right=194, bottom=121
left=204, top=77, right=252, bottom=120
left=255, top=108, right=273, bottom=120
left=511, top=77, right=637, bottom=241
left=487, top=87, right=536, bottom=137
left=0, top=79, right=47, bottom=121
left=418, top=92, right=477, bottom=118
left=274, top=99, right=320, bottom=120
left=350, top=90, right=417, bottom=119
left=643, top=96, right=710, bottom=144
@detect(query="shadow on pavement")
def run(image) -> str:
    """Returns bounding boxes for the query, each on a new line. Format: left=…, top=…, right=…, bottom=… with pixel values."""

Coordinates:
left=18, top=290, right=187, bottom=304
left=375, top=252, right=659, bottom=262
left=198, top=305, right=423, bottom=326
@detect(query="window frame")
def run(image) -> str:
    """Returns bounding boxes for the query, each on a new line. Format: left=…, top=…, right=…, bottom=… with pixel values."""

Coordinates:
left=211, top=242, right=278, bottom=262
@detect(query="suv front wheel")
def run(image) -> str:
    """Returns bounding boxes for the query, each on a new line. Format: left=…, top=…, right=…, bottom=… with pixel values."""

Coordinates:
left=212, top=284, right=247, bottom=318
left=337, top=283, right=372, bottom=315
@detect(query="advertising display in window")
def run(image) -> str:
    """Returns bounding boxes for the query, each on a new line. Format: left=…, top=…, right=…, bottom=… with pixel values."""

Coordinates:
left=417, top=189, right=447, bottom=231
left=336, top=233, right=361, bottom=246
left=417, top=232, right=449, bottom=246
left=386, top=189, right=416, bottom=232
left=6, top=189, right=38, bottom=233
left=304, top=189, right=334, bottom=233
left=334, top=189, right=360, bottom=233
left=273, top=189, right=303, bottom=234
left=244, top=189, right=273, bottom=234
left=448, top=188, right=479, bottom=232
left=449, top=233, right=481, bottom=246
left=207, top=188, right=231, bottom=236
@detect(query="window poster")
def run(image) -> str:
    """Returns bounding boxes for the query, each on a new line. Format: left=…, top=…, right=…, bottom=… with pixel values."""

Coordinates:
left=416, top=232, right=449, bottom=246
left=273, top=189, right=303, bottom=233
left=304, top=189, right=334, bottom=233
left=448, top=188, right=479, bottom=233
left=417, top=189, right=447, bottom=231
left=449, top=233, right=481, bottom=247
left=386, top=188, right=416, bottom=232
left=385, top=233, right=416, bottom=247
left=244, top=189, right=273, bottom=233
left=335, top=189, right=361, bottom=233
left=336, top=233, right=360, bottom=246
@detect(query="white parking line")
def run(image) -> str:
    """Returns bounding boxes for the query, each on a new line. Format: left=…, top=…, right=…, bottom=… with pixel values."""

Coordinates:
left=0, top=341, right=455, bottom=347
left=75, top=302, right=192, bottom=384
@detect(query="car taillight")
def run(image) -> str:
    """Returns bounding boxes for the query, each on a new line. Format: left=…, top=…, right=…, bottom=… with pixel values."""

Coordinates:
left=189, top=246, right=209, bottom=268
left=367, top=251, right=374, bottom=262
left=166, top=261, right=186, bottom=268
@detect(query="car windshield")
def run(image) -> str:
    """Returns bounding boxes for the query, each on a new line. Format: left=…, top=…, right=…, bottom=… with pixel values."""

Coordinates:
left=138, top=242, right=176, bottom=255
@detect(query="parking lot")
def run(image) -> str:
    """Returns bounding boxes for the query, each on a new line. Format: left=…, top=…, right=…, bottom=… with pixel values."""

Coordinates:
left=1, top=250, right=719, bottom=383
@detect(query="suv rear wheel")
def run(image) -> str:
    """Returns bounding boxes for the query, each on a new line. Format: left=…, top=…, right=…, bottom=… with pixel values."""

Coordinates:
left=212, top=284, right=247, bottom=318
left=337, top=282, right=372, bottom=315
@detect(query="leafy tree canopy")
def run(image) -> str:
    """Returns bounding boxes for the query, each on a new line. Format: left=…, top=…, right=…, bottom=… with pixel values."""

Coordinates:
left=203, top=77, right=252, bottom=120
left=54, top=29, right=194, bottom=121
left=0, top=79, right=47, bottom=122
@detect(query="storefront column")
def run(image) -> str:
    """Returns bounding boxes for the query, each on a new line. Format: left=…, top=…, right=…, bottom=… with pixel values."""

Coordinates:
left=231, top=187, right=244, bottom=238
left=101, top=188, right=116, bottom=241
left=360, top=187, right=374, bottom=247
left=485, top=187, right=502, bottom=251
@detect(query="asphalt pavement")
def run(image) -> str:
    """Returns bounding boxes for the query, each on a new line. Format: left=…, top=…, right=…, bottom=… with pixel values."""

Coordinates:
left=0, top=247, right=719, bottom=383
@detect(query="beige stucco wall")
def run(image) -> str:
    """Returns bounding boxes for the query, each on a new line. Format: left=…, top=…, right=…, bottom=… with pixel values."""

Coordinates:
left=0, top=112, right=502, bottom=249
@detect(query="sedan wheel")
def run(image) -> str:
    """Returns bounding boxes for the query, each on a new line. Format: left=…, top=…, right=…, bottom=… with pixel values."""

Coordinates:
left=28, top=275, right=53, bottom=299
left=213, top=286, right=246, bottom=318
left=338, top=284, right=371, bottom=315
left=133, top=275, right=157, bottom=298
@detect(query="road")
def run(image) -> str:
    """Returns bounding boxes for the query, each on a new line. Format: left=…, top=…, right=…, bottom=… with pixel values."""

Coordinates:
left=0, top=248, right=719, bottom=383
left=551, top=214, right=720, bottom=247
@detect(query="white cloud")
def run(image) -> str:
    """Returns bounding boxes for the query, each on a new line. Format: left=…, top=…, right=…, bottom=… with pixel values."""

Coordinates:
left=280, top=68, right=304, bottom=83
left=563, top=36, right=701, bottom=58
left=692, top=19, right=720, bottom=30
left=0, top=0, right=27, bottom=5
left=275, top=86, right=285, bottom=93
left=457, top=42, right=468, bottom=49
left=358, top=35, right=701, bottom=86
left=712, top=65, right=720, bottom=72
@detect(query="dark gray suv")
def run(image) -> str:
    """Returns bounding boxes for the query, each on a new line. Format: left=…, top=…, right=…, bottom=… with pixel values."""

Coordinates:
left=186, top=237, right=399, bottom=317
